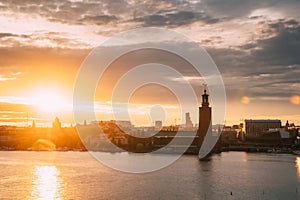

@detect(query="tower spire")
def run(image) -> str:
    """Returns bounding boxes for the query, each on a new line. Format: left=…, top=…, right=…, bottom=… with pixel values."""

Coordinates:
left=201, top=86, right=209, bottom=107
left=198, top=84, right=212, bottom=159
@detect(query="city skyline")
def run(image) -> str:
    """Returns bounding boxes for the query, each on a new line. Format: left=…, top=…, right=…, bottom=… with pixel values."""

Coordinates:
left=0, top=0, right=300, bottom=127
left=1, top=2, right=300, bottom=199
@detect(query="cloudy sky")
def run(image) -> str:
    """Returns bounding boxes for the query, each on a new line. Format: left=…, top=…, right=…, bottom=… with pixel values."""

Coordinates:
left=0, top=0, right=300, bottom=126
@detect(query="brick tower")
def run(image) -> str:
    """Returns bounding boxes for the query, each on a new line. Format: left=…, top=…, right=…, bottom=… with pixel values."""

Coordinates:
left=197, top=89, right=211, bottom=148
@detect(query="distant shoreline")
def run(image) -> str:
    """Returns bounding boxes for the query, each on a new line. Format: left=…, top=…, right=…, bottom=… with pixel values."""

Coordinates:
left=0, top=149, right=299, bottom=156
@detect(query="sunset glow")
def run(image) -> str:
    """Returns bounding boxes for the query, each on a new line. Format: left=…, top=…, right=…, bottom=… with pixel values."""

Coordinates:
left=0, top=0, right=299, bottom=126
left=31, top=88, right=68, bottom=114
left=31, top=166, right=63, bottom=199
left=296, top=157, right=300, bottom=177
left=0, top=1, right=300, bottom=199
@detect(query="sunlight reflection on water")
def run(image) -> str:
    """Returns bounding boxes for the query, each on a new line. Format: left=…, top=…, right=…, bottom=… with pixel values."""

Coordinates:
left=30, top=166, right=63, bottom=200
left=0, top=152, right=299, bottom=199
left=296, top=157, right=300, bottom=177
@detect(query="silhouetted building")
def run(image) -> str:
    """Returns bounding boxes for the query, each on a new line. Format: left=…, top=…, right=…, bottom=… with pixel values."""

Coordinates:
left=221, top=127, right=238, bottom=141
left=32, top=120, right=36, bottom=129
left=185, top=112, right=193, bottom=129
left=114, top=120, right=134, bottom=130
left=155, top=121, right=162, bottom=130
left=285, top=120, right=289, bottom=130
left=245, top=119, right=281, bottom=137
left=52, top=117, right=61, bottom=129
left=197, top=89, right=211, bottom=147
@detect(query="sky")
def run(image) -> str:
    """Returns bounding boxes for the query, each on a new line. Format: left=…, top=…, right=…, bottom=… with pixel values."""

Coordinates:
left=0, top=0, right=300, bottom=127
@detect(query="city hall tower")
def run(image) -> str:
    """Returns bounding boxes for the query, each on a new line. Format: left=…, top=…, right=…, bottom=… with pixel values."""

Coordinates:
left=197, top=89, right=212, bottom=147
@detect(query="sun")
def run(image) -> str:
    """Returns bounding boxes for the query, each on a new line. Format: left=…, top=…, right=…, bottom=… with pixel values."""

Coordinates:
left=31, top=87, right=67, bottom=114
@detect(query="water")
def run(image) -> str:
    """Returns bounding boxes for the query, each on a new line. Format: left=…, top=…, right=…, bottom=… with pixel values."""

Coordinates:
left=0, top=151, right=300, bottom=200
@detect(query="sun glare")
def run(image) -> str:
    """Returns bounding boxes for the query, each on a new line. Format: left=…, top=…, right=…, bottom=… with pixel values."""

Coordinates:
left=31, top=166, right=63, bottom=199
left=31, top=87, right=67, bottom=114
left=296, top=157, right=300, bottom=177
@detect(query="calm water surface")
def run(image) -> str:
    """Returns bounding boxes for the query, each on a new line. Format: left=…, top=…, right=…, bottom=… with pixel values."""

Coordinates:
left=0, top=151, right=300, bottom=200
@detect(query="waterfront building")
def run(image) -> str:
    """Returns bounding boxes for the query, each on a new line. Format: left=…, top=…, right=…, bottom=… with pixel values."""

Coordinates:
left=245, top=119, right=281, bottom=137
left=221, top=127, right=238, bottom=141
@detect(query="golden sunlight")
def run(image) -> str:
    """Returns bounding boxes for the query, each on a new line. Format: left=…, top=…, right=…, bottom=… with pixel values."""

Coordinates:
left=31, top=87, right=67, bottom=113
left=296, top=157, right=300, bottom=177
left=31, top=166, right=63, bottom=199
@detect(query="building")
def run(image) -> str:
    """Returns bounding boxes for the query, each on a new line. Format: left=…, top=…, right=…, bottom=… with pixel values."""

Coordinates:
left=52, top=117, right=61, bottom=129
left=221, top=126, right=238, bottom=141
left=114, top=120, right=134, bottom=130
left=155, top=121, right=162, bottom=130
left=245, top=119, right=281, bottom=137
left=197, top=89, right=211, bottom=147
left=0, top=126, right=16, bottom=144
left=185, top=112, right=193, bottom=129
